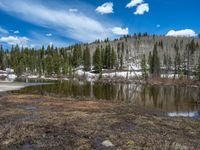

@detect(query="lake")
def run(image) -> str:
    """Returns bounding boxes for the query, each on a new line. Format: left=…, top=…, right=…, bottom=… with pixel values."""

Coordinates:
left=13, top=79, right=200, bottom=119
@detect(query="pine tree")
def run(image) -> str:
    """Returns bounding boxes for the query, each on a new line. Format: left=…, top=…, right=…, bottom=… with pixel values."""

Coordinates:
left=83, top=45, right=91, bottom=71
left=111, top=48, right=116, bottom=69
left=186, top=39, right=197, bottom=79
left=120, top=53, right=123, bottom=70
left=0, top=45, right=4, bottom=70
left=141, top=54, right=148, bottom=79
left=174, top=40, right=180, bottom=78
left=149, top=43, right=160, bottom=77
left=72, top=44, right=82, bottom=67
left=93, top=47, right=102, bottom=73
left=148, top=52, right=153, bottom=74
left=197, top=56, right=200, bottom=80
left=104, top=44, right=112, bottom=69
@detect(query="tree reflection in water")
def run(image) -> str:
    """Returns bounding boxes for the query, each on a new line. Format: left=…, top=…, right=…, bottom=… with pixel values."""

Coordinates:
left=15, top=80, right=200, bottom=118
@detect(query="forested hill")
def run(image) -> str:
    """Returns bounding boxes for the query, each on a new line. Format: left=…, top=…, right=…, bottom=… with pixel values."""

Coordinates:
left=0, top=34, right=200, bottom=79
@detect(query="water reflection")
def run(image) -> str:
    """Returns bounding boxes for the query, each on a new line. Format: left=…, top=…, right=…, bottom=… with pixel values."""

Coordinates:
left=15, top=80, right=200, bottom=118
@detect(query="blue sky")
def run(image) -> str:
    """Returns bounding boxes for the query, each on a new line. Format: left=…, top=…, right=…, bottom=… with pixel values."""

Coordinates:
left=0, top=0, right=199, bottom=48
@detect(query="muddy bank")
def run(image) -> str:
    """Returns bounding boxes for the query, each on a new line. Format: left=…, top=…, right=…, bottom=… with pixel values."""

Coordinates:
left=97, top=77, right=200, bottom=87
left=0, top=94, right=200, bottom=149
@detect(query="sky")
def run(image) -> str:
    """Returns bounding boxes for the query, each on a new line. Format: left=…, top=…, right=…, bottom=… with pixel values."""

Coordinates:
left=0, top=0, right=199, bottom=48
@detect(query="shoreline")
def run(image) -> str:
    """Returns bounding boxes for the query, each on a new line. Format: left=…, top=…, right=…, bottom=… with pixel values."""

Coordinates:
left=21, top=75, right=200, bottom=87
left=0, top=82, right=26, bottom=92
left=0, top=94, right=199, bottom=149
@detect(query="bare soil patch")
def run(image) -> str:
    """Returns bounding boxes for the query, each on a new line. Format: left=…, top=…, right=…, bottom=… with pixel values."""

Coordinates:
left=0, top=94, right=199, bottom=149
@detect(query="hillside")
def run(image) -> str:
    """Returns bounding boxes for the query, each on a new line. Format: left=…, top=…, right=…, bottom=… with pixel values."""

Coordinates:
left=83, top=35, right=200, bottom=68
left=0, top=34, right=200, bottom=81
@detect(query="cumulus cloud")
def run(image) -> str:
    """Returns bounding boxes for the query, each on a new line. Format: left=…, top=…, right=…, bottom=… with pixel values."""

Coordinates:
left=14, top=30, right=20, bottom=34
left=96, top=2, right=113, bottom=14
left=134, top=3, right=149, bottom=15
left=69, top=8, right=78, bottom=13
left=112, top=27, right=128, bottom=35
left=126, top=0, right=143, bottom=8
left=166, top=29, right=197, bottom=37
left=0, top=36, right=29, bottom=45
left=0, top=0, right=113, bottom=42
left=156, top=24, right=160, bottom=28
left=46, top=33, right=52, bottom=37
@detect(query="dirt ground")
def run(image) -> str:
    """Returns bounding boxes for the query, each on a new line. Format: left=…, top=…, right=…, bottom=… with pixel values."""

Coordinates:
left=0, top=94, right=200, bottom=150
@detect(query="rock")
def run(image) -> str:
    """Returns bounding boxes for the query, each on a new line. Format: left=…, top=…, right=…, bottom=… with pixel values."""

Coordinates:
left=102, top=140, right=114, bottom=147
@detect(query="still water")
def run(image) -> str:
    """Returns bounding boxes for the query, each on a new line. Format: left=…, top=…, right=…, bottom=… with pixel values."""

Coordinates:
left=14, top=80, right=200, bottom=119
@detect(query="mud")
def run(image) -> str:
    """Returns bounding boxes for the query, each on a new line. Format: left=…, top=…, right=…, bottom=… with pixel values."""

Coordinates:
left=0, top=94, right=200, bottom=149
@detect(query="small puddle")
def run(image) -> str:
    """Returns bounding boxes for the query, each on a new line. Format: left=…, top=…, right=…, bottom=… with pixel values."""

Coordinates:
left=16, top=105, right=38, bottom=111
left=167, top=112, right=200, bottom=119
left=25, top=106, right=37, bottom=110
left=22, top=143, right=34, bottom=150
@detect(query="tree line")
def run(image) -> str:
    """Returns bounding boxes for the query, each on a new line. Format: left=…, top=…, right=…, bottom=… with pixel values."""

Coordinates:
left=0, top=44, right=118, bottom=77
left=141, top=39, right=200, bottom=80
left=0, top=36, right=200, bottom=80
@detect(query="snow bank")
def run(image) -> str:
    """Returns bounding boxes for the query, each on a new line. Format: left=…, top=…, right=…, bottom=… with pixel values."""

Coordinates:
left=7, top=74, right=17, bottom=81
left=0, top=68, right=17, bottom=82
left=26, top=75, right=40, bottom=79
left=103, top=71, right=142, bottom=78
left=75, top=70, right=98, bottom=81
left=75, top=69, right=143, bottom=81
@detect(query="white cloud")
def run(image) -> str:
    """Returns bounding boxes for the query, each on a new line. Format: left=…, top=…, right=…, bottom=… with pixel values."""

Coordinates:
left=0, top=36, right=29, bottom=45
left=0, top=27, right=8, bottom=34
left=96, top=2, right=113, bottom=14
left=0, top=0, right=113, bottom=42
left=69, top=8, right=78, bottom=13
left=134, top=3, right=149, bottom=15
left=14, top=30, right=20, bottom=34
left=126, top=0, right=143, bottom=8
left=46, top=33, right=52, bottom=37
left=112, top=27, right=128, bottom=35
left=166, top=29, right=197, bottom=37
left=156, top=24, right=160, bottom=28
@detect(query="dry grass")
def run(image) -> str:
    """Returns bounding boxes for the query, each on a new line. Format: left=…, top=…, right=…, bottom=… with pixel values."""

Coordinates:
left=0, top=94, right=199, bottom=149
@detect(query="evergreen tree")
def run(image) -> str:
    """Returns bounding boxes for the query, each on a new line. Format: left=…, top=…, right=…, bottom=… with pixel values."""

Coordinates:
left=83, top=45, right=91, bottom=71
left=148, top=52, right=153, bottom=74
left=0, top=45, right=5, bottom=70
left=93, top=47, right=102, bottom=73
left=141, top=54, right=148, bottom=79
left=111, top=48, right=116, bottom=69
left=197, top=56, right=200, bottom=80
left=186, top=39, right=197, bottom=79
left=72, top=44, right=82, bottom=67
left=120, top=53, right=123, bottom=70
left=174, top=40, right=180, bottom=78
left=149, top=43, right=160, bottom=77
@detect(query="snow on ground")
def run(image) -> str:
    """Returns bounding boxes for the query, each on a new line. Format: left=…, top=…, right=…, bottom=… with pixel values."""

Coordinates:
left=102, top=71, right=142, bottom=78
left=75, top=69, right=143, bottom=81
left=7, top=74, right=17, bottom=81
left=0, top=68, right=17, bottom=81
left=27, top=75, right=39, bottom=79
left=75, top=70, right=98, bottom=81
